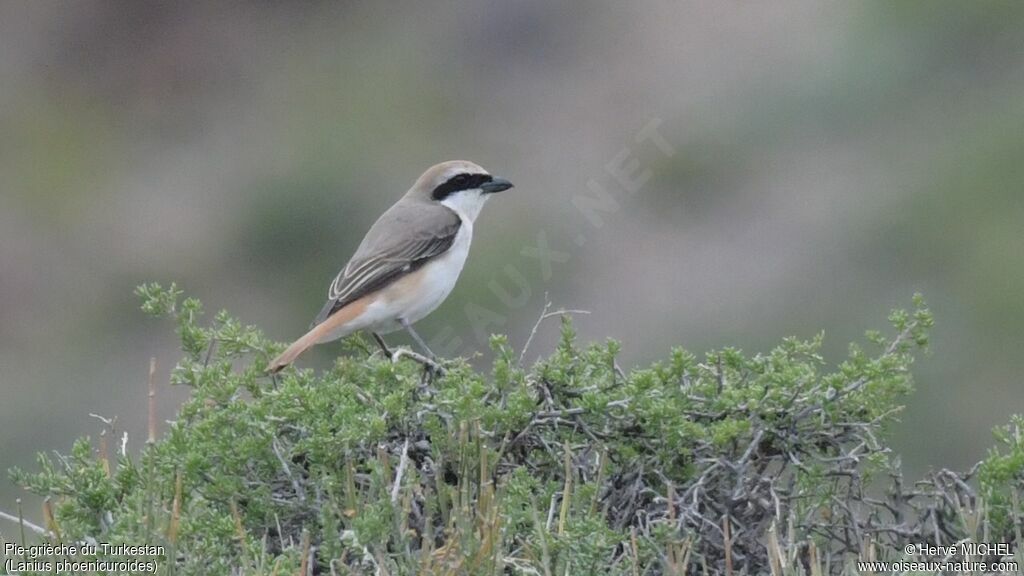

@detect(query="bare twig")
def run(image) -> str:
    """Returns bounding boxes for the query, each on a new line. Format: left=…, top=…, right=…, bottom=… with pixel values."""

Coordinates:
left=147, top=357, right=157, bottom=444
left=519, top=295, right=591, bottom=365
left=0, top=509, right=52, bottom=538
left=391, top=347, right=446, bottom=376
left=271, top=439, right=305, bottom=503
left=390, top=439, right=410, bottom=505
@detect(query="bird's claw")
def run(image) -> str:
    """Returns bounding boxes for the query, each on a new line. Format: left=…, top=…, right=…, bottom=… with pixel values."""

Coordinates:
left=390, top=347, right=446, bottom=377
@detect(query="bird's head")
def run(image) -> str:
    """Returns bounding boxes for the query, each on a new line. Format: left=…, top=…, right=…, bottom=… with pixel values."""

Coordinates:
left=409, top=160, right=513, bottom=222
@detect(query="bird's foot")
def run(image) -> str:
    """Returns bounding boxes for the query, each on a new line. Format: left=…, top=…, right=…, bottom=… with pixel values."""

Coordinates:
left=390, top=347, right=446, bottom=377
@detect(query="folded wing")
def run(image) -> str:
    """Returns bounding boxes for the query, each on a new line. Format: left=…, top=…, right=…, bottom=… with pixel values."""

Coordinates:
left=310, top=201, right=461, bottom=327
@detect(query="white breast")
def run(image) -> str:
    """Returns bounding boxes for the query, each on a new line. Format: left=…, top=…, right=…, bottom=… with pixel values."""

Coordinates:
left=396, top=221, right=473, bottom=324
left=347, top=219, right=472, bottom=335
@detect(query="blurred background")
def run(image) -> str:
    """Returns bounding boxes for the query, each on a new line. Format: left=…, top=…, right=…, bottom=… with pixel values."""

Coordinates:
left=2, top=1, right=1023, bottom=516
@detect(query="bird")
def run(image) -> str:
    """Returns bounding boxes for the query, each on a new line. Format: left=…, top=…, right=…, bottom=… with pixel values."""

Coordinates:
left=266, top=160, right=513, bottom=373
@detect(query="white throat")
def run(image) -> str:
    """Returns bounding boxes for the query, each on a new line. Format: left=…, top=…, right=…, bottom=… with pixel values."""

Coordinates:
left=440, top=190, right=490, bottom=225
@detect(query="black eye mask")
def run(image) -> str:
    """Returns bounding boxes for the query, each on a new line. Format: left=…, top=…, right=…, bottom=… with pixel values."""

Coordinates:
left=431, top=173, right=494, bottom=201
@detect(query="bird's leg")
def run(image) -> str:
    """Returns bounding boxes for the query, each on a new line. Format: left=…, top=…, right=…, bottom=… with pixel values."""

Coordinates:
left=371, top=332, right=393, bottom=359
left=401, top=319, right=436, bottom=360
left=373, top=331, right=438, bottom=391
left=399, top=319, right=445, bottom=377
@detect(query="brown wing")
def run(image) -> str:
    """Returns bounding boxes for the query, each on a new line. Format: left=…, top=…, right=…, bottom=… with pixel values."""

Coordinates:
left=310, top=200, right=461, bottom=327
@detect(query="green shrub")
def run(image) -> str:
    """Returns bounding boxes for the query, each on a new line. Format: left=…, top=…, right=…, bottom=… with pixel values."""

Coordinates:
left=5, top=285, right=1023, bottom=575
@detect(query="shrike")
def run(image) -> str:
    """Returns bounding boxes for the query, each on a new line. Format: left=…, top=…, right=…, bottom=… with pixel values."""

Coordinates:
left=267, top=160, right=513, bottom=373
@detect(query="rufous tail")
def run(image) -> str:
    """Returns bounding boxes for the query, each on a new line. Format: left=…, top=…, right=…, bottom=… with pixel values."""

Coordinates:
left=265, top=295, right=372, bottom=373
left=266, top=329, right=321, bottom=373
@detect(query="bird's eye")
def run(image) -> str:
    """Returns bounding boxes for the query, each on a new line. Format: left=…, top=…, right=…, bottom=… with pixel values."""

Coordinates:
left=431, top=173, right=478, bottom=200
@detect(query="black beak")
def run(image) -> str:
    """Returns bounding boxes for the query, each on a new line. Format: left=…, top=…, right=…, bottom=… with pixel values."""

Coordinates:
left=481, top=177, right=513, bottom=194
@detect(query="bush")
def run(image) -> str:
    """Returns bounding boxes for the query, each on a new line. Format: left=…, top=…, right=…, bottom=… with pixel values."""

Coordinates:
left=6, top=285, right=1024, bottom=575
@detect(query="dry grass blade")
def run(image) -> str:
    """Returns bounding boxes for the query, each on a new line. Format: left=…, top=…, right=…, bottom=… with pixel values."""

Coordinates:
left=147, top=357, right=157, bottom=444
